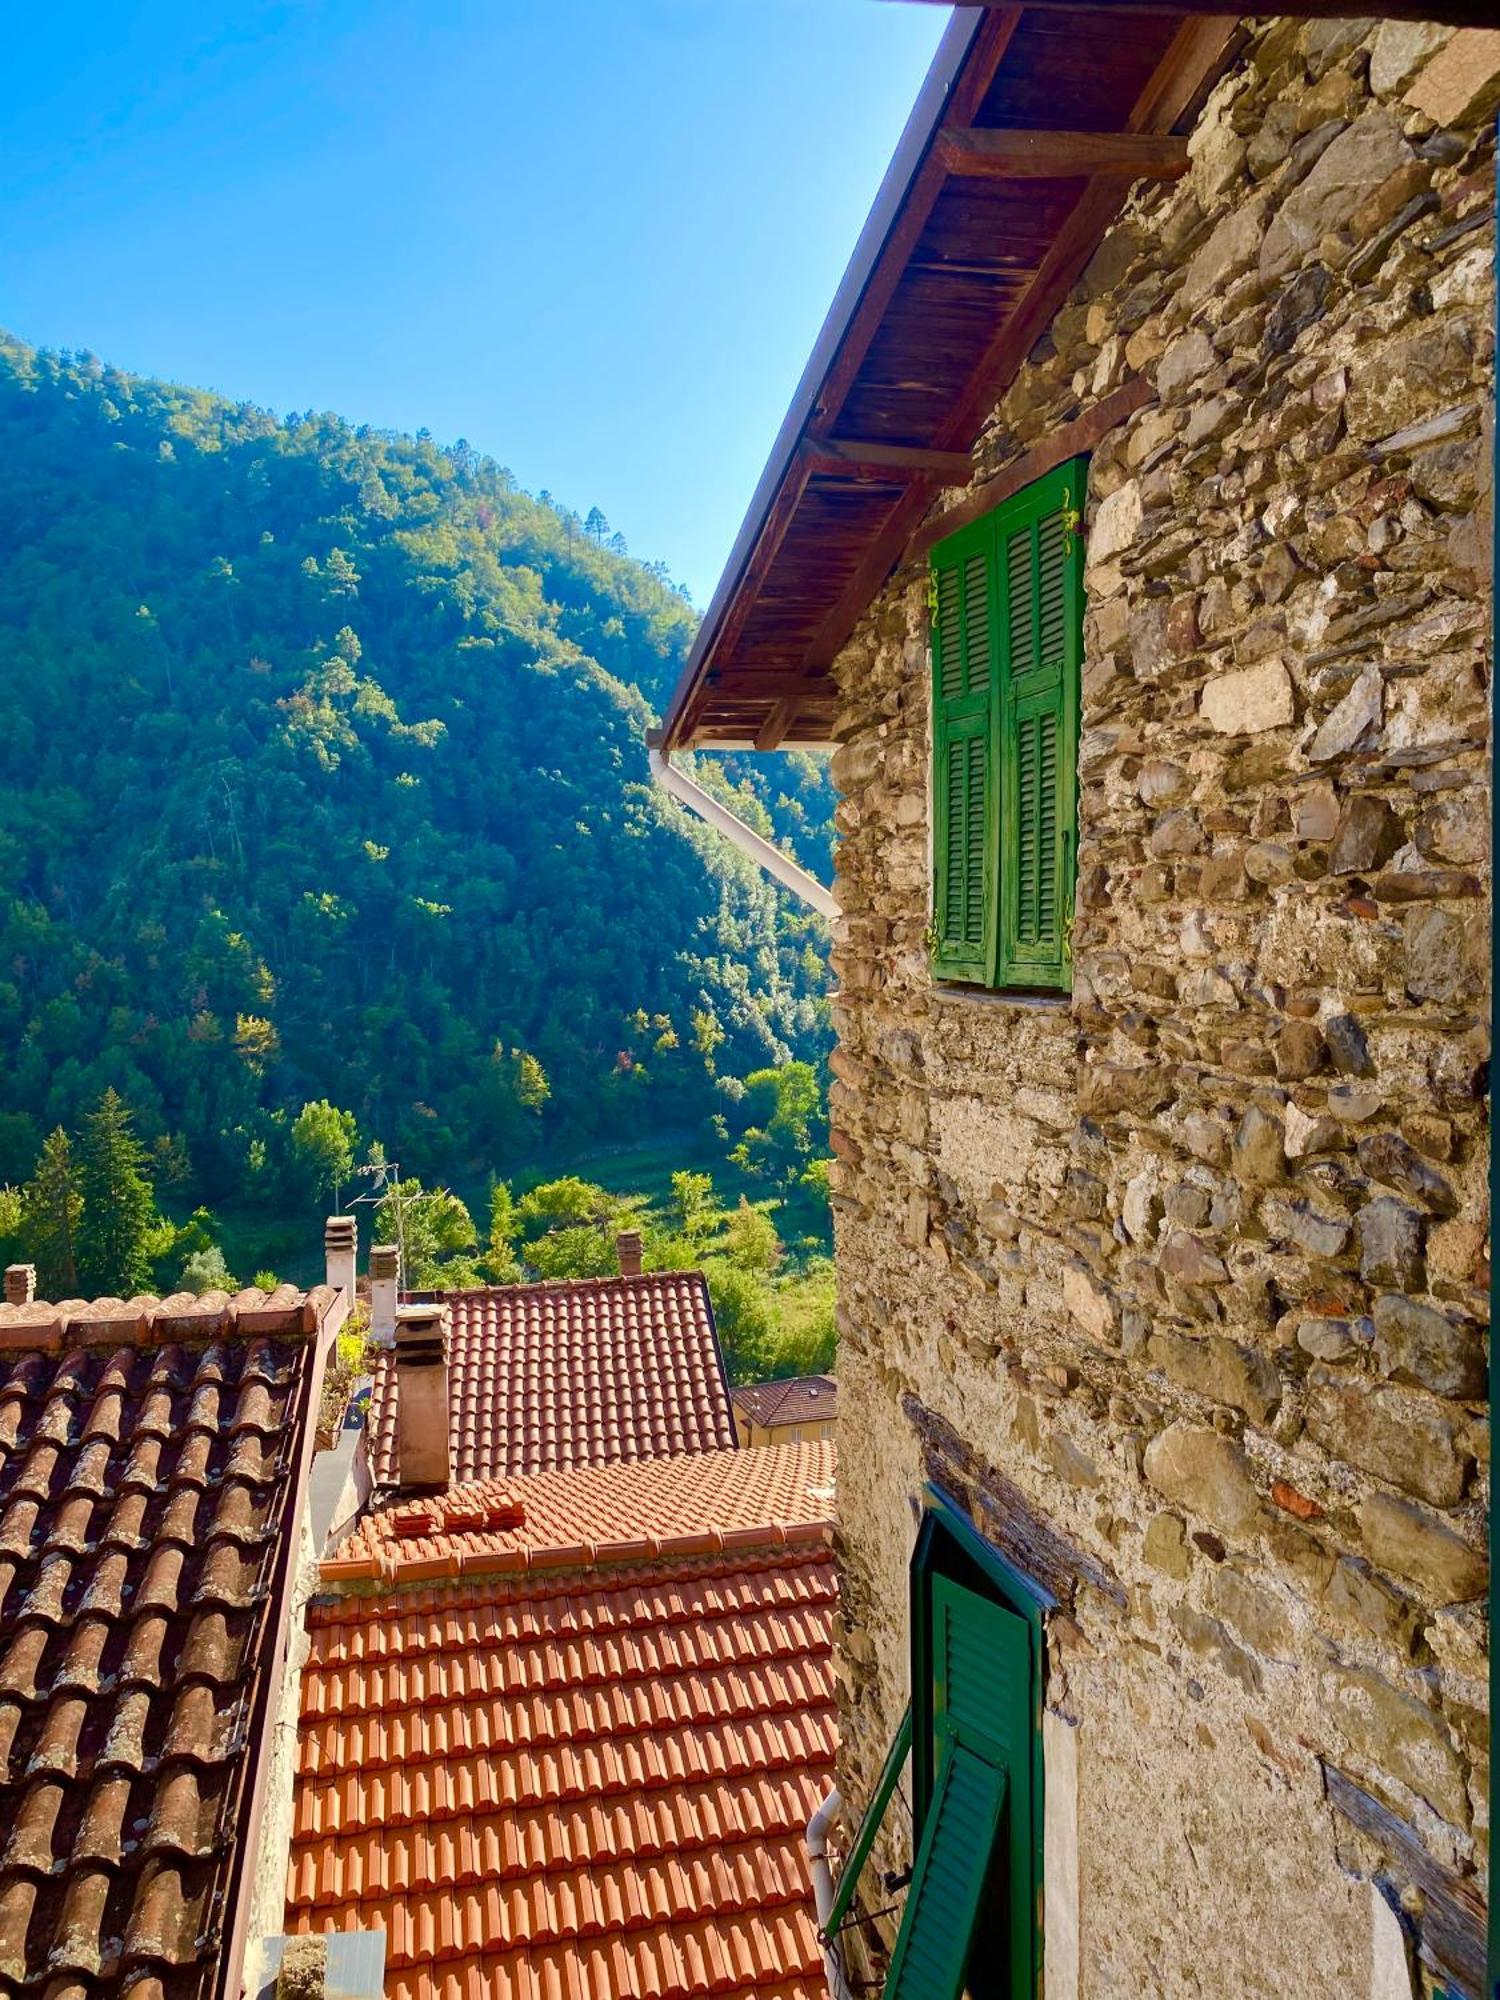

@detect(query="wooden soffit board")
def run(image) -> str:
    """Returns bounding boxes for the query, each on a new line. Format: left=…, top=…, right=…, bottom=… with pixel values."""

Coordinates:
left=662, top=5, right=1244, bottom=751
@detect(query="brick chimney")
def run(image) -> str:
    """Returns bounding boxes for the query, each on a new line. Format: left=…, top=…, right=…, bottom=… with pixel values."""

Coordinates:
left=615, top=1230, right=643, bottom=1279
left=394, top=1302, right=451, bottom=1488
left=4, top=1265, right=35, bottom=1307
left=324, top=1215, right=357, bottom=1302
left=369, top=1243, right=399, bottom=1346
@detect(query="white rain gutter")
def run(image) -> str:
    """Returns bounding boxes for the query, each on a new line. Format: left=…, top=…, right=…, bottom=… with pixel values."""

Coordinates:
left=807, top=1786, right=858, bottom=2000
left=648, top=743, right=839, bottom=921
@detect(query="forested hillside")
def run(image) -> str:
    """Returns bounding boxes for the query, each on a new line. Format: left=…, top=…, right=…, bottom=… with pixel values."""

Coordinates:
left=0, top=332, right=834, bottom=1281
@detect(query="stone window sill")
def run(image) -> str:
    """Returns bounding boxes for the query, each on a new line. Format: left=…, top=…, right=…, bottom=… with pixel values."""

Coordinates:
left=931, top=983, right=1072, bottom=1015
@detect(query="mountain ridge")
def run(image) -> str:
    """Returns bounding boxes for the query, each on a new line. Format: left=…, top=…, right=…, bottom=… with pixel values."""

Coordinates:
left=0, top=329, right=833, bottom=1215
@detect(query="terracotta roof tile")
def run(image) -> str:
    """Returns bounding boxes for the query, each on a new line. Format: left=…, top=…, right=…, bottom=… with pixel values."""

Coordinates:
left=0, top=1286, right=337, bottom=1998
left=289, top=1445, right=836, bottom=2000
left=731, top=1375, right=837, bottom=1432
left=366, top=1274, right=736, bottom=1486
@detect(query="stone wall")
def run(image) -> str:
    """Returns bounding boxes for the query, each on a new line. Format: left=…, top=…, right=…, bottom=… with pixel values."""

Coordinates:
left=827, top=19, right=1496, bottom=1996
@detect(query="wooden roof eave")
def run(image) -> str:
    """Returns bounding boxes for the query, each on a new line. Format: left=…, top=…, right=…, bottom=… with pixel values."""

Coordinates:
left=662, top=5, right=1246, bottom=753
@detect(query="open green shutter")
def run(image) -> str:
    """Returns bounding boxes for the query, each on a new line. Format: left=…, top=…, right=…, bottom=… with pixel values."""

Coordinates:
left=824, top=1704, right=913, bottom=1939
left=929, top=1573, right=1039, bottom=1994
left=930, top=522, right=997, bottom=984
left=996, top=461, right=1082, bottom=992
left=885, top=1734, right=1008, bottom=2000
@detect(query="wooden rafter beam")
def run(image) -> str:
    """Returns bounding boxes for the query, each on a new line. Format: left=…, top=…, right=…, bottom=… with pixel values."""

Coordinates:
left=802, top=437, right=975, bottom=480
left=754, top=697, right=803, bottom=751
left=936, top=127, right=1189, bottom=181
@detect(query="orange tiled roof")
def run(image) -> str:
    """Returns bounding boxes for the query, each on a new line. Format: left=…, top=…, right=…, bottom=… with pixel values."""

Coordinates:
left=0, top=1284, right=342, bottom=2000
left=325, top=1435, right=837, bottom=1584
left=366, top=1272, right=736, bottom=1485
left=289, top=1443, right=837, bottom=2000
left=732, top=1376, right=837, bottom=1432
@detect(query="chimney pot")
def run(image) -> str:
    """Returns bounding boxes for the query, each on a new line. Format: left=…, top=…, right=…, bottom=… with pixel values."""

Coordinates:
left=324, top=1215, right=357, bottom=1302
left=394, top=1303, right=452, bottom=1488
left=369, top=1243, right=400, bottom=1346
left=615, top=1230, right=643, bottom=1279
left=4, top=1265, right=35, bottom=1307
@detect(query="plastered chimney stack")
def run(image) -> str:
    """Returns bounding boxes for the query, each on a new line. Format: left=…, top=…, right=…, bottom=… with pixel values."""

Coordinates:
left=616, top=1230, right=643, bottom=1279
left=4, top=1265, right=35, bottom=1307
left=394, top=1302, right=452, bottom=1488
left=369, top=1244, right=400, bottom=1346
left=324, top=1214, right=357, bottom=1302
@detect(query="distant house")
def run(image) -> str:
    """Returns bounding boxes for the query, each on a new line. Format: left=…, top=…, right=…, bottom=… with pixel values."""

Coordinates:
left=290, top=1435, right=838, bottom=1998
left=734, top=1373, right=838, bottom=1446
left=0, top=1263, right=349, bottom=2000
left=363, top=1265, right=738, bottom=1487
left=660, top=8, right=1495, bottom=1996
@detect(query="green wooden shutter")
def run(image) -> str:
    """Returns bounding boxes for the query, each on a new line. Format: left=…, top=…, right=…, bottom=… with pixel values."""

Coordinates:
left=929, top=1573, right=1039, bottom=1995
left=885, top=1734, right=1008, bottom=2000
left=930, top=457, right=1083, bottom=993
left=930, top=518, right=998, bottom=985
left=996, top=460, right=1083, bottom=992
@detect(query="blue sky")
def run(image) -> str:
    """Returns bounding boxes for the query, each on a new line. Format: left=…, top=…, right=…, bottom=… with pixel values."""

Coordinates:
left=2, top=1, right=946, bottom=603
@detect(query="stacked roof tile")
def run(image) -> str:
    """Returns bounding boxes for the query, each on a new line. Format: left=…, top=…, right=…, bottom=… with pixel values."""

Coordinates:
left=732, top=1376, right=837, bottom=1433
left=289, top=1442, right=838, bottom=2000
left=0, top=1284, right=340, bottom=2000
left=366, top=1273, right=736, bottom=1485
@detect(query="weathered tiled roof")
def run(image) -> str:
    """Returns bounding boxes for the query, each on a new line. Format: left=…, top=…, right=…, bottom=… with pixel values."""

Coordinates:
left=366, top=1273, right=736, bottom=1486
left=289, top=1444, right=838, bottom=2000
left=324, top=1435, right=837, bottom=1585
left=732, top=1375, right=838, bottom=1432
left=0, top=1285, right=342, bottom=2000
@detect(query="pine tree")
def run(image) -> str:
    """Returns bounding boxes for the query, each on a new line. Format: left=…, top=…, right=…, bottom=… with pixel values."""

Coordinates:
left=21, top=1127, right=81, bottom=1298
left=75, top=1090, right=155, bottom=1296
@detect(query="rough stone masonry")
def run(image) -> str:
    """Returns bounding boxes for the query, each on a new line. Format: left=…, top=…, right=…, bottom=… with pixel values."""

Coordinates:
left=826, top=19, right=1496, bottom=1997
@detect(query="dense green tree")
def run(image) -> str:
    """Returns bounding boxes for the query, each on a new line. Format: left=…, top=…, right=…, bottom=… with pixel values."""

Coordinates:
left=374, top=1176, right=476, bottom=1287
left=513, top=1177, right=623, bottom=1237
left=507, top=1176, right=641, bottom=1280
left=75, top=1090, right=155, bottom=1296
left=667, top=1169, right=718, bottom=1244
left=21, top=1128, right=81, bottom=1298
left=483, top=1181, right=523, bottom=1284
left=511, top=1051, right=550, bottom=1113
left=526, top=1225, right=618, bottom=1282
left=702, top=1260, right=777, bottom=1380
left=722, top=1197, right=781, bottom=1276
left=290, top=1099, right=358, bottom=1200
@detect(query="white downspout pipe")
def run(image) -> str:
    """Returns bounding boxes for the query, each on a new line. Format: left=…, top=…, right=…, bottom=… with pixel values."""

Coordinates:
left=807, top=1785, right=858, bottom=2000
left=649, top=743, right=839, bottom=921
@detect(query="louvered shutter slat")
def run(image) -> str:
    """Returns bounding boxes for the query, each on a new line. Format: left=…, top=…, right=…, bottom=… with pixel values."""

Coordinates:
left=1006, top=527, right=1035, bottom=679
left=935, top=562, right=963, bottom=701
